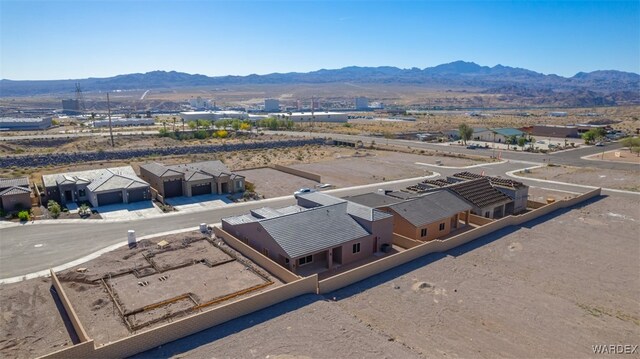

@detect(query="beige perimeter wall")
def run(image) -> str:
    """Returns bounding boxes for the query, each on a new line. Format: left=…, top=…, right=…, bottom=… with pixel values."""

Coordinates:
left=271, top=164, right=321, bottom=182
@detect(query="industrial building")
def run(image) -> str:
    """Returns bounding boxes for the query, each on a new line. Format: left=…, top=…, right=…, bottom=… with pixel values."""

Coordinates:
left=269, top=111, right=349, bottom=123
left=61, top=99, right=81, bottom=115
left=264, top=99, right=280, bottom=112
left=355, top=97, right=369, bottom=110
left=180, top=110, right=249, bottom=122
left=92, top=117, right=155, bottom=127
left=42, top=167, right=151, bottom=208
left=222, top=192, right=393, bottom=275
left=0, top=117, right=53, bottom=131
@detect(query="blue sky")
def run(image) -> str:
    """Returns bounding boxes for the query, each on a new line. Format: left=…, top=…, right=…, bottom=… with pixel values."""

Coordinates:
left=1, top=0, right=638, bottom=80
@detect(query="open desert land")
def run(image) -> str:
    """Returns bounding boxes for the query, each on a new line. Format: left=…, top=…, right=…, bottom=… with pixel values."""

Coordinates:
left=517, top=165, right=640, bottom=192
left=584, top=148, right=640, bottom=164
left=134, top=194, right=639, bottom=359
left=0, top=230, right=282, bottom=358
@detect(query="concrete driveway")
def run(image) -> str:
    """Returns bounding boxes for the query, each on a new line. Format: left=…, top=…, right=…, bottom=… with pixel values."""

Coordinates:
left=95, top=200, right=163, bottom=220
left=165, top=194, right=232, bottom=213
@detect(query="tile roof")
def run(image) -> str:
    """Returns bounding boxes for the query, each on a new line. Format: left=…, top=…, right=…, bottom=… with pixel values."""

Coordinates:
left=453, top=172, right=527, bottom=190
left=0, top=186, right=31, bottom=196
left=345, top=192, right=405, bottom=208
left=388, top=190, right=471, bottom=227
left=139, top=162, right=183, bottom=177
left=447, top=178, right=512, bottom=209
left=297, top=192, right=393, bottom=222
left=0, top=177, right=29, bottom=189
left=259, top=202, right=370, bottom=258
left=42, top=166, right=138, bottom=188
left=87, top=171, right=149, bottom=192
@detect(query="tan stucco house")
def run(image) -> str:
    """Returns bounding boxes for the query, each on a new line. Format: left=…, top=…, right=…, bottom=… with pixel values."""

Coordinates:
left=385, top=191, right=471, bottom=241
left=222, top=192, right=393, bottom=275
left=139, top=160, right=244, bottom=200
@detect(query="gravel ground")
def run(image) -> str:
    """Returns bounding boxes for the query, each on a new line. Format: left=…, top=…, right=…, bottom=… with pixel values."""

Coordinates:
left=290, top=151, right=475, bottom=187
left=135, top=194, right=639, bottom=358
left=0, top=278, right=73, bottom=359
left=519, top=165, right=640, bottom=192
left=236, top=168, right=319, bottom=198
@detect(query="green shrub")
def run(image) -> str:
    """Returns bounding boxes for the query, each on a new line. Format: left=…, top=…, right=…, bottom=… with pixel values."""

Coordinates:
left=47, top=200, right=61, bottom=218
left=18, top=210, right=30, bottom=221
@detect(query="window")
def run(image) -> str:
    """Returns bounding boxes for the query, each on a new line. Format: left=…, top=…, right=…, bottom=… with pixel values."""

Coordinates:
left=485, top=212, right=491, bottom=218
left=298, top=255, right=313, bottom=266
left=285, top=258, right=290, bottom=264
left=439, top=223, right=445, bottom=231
left=421, top=228, right=428, bottom=237
left=352, top=243, right=361, bottom=254
left=78, top=189, right=86, bottom=197
left=263, top=248, right=269, bottom=257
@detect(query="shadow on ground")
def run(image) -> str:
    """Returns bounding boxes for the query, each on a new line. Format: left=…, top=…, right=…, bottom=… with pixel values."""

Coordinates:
left=130, top=294, right=323, bottom=359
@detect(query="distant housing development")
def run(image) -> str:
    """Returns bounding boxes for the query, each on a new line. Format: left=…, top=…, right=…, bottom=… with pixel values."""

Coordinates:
left=42, top=166, right=151, bottom=207
left=222, top=192, right=393, bottom=275
left=0, top=177, right=32, bottom=212
left=269, top=111, right=349, bottom=123
left=139, top=160, right=245, bottom=199
left=0, top=117, right=52, bottom=131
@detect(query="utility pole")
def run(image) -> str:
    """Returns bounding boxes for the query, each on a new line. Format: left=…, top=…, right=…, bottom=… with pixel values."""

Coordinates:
left=107, top=92, right=115, bottom=147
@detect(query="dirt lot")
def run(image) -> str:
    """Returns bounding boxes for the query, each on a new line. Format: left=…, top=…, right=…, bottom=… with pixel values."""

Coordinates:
left=291, top=151, right=474, bottom=187
left=0, top=278, right=74, bottom=359
left=584, top=148, right=640, bottom=164
left=0, top=230, right=282, bottom=353
left=136, top=194, right=639, bottom=359
left=519, top=165, right=640, bottom=192
left=236, top=168, right=319, bottom=198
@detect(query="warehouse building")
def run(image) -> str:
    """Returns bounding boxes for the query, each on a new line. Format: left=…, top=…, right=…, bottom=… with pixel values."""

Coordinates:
left=180, top=110, right=249, bottom=122
left=0, top=117, right=53, bottom=131
left=269, top=111, right=349, bottom=123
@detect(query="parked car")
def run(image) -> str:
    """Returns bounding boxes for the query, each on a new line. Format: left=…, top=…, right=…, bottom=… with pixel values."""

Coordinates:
left=466, top=144, right=477, bottom=149
left=595, top=142, right=604, bottom=147
left=294, top=188, right=315, bottom=196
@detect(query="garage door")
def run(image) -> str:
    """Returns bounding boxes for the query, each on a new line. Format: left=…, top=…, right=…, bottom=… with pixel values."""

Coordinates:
left=163, top=180, right=183, bottom=198
left=191, top=183, right=212, bottom=196
left=97, top=191, right=122, bottom=206
left=127, top=188, right=148, bottom=203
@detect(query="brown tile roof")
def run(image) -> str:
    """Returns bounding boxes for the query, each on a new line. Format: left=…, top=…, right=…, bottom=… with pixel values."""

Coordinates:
left=447, top=178, right=512, bottom=209
left=0, top=177, right=29, bottom=189
left=0, top=186, right=31, bottom=196
left=453, top=171, right=527, bottom=189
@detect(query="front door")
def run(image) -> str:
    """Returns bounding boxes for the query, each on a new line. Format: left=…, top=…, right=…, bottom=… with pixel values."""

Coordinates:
left=64, top=190, right=72, bottom=202
left=373, top=237, right=378, bottom=254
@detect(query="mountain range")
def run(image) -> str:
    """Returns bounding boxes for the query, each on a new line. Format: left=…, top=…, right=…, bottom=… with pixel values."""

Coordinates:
left=1, top=61, right=638, bottom=99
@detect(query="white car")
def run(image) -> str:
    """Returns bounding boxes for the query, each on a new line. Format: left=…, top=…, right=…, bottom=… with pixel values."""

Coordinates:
left=294, top=188, right=315, bottom=196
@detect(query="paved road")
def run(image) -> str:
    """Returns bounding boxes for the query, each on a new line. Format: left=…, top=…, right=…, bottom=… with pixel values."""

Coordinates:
left=0, top=130, right=159, bottom=140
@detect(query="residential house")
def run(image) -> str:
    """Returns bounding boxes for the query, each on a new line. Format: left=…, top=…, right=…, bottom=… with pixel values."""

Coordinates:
left=421, top=177, right=514, bottom=218
left=139, top=160, right=244, bottom=199
left=0, top=177, right=32, bottom=212
left=452, top=172, right=529, bottom=214
left=42, top=167, right=150, bottom=207
left=222, top=192, right=393, bottom=275
left=349, top=190, right=471, bottom=242
left=474, top=128, right=525, bottom=143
